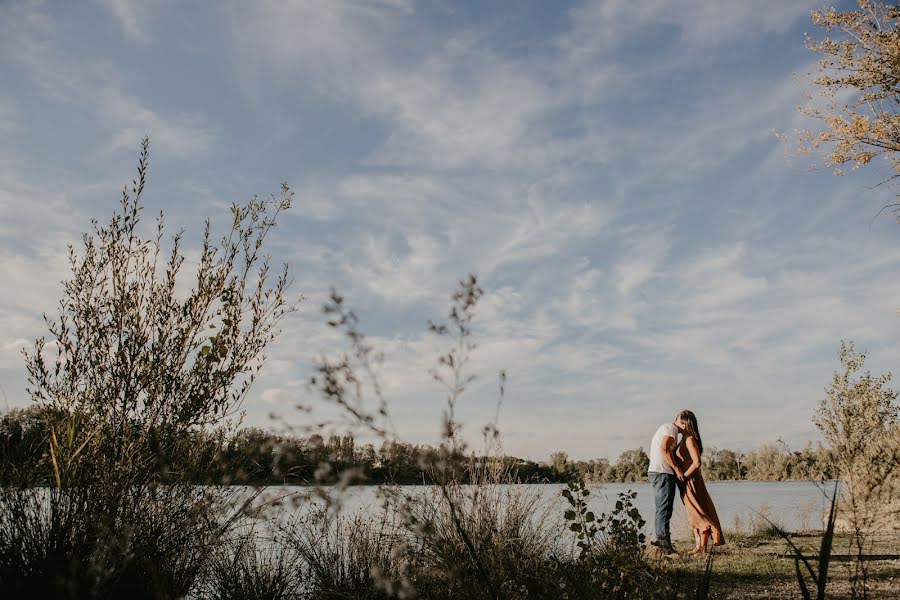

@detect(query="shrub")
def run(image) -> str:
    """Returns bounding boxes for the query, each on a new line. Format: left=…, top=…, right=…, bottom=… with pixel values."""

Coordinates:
left=560, top=479, right=670, bottom=599
left=1, top=138, right=297, bottom=597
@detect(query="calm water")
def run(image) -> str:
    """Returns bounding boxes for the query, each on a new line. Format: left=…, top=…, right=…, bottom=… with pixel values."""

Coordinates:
left=255, top=480, right=841, bottom=537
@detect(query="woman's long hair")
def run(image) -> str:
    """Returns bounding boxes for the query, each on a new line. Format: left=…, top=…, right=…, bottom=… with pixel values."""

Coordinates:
left=677, top=410, right=703, bottom=455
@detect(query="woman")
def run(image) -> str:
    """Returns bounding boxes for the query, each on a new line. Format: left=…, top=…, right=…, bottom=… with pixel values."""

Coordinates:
left=674, top=410, right=724, bottom=554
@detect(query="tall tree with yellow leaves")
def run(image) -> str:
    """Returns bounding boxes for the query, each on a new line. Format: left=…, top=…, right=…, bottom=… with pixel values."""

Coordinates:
left=798, top=1, right=900, bottom=178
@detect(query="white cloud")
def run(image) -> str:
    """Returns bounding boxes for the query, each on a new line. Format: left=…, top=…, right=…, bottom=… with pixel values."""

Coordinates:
left=229, top=2, right=569, bottom=171
left=0, top=97, right=17, bottom=135
left=359, top=47, right=560, bottom=169
left=97, top=0, right=155, bottom=43
left=561, top=0, right=814, bottom=58
left=344, top=232, right=443, bottom=304
left=614, top=227, right=671, bottom=297
left=0, top=236, right=75, bottom=375
left=2, top=2, right=213, bottom=160
left=100, top=87, right=213, bottom=159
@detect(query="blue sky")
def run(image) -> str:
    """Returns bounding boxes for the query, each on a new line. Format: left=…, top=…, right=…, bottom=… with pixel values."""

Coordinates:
left=2, top=0, right=899, bottom=461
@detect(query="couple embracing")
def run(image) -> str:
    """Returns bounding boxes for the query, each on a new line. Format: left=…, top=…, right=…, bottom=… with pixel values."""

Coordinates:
left=648, top=410, right=724, bottom=555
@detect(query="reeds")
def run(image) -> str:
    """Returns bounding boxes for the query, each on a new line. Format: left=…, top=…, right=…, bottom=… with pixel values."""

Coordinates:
left=280, top=506, right=401, bottom=599
left=0, top=483, right=231, bottom=598
left=202, top=533, right=301, bottom=600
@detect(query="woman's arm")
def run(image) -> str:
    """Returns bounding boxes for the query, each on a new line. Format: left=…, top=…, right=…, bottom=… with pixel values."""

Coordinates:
left=682, top=437, right=702, bottom=479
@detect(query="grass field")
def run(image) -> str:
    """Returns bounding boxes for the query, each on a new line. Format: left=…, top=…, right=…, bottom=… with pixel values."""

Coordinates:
left=667, top=531, right=900, bottom=599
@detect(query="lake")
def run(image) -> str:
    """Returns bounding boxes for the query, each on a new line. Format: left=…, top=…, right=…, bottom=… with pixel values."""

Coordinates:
left=254, top=480, right=842, bottom=538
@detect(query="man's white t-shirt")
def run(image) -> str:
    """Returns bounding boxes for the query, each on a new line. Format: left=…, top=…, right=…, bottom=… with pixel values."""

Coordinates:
left=648, top=423, right=679, bottom=475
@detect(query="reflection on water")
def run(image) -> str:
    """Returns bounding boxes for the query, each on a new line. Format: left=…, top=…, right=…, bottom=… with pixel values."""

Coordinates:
left=253, top=480, right=842, bottom=537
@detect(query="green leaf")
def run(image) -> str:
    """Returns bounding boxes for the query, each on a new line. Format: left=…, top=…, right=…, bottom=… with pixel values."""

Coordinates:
left=565, top=510, right=576, bottom=520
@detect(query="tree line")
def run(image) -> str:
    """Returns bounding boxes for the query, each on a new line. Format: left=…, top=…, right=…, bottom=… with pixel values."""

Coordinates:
left=1, top=405, right=836, bottom=486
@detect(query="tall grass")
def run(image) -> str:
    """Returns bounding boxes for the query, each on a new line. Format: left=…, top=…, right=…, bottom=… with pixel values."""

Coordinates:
left=0, top=483, right=236, bottom=598
left=268, top=461, right=564, bottom=599
left=202, top=533, right=301, bottom=600
left=187, top=453, right=679, bottom=600
left=281, top=505, right=401, bottom=599
left=396, top=468, right=559, bottom=599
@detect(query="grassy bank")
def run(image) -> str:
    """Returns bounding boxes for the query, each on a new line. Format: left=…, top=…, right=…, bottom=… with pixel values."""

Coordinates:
left=669, top=530, right=900, bottom=599
left=6, top=475, right=891, bottom=599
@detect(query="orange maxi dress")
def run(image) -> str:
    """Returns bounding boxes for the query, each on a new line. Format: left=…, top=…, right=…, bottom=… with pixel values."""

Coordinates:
left=675, top=439, right=724, bottom=546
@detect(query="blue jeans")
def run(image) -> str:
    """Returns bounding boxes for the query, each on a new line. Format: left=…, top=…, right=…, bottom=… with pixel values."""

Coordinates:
left=649, top=471, right=676, bottom=542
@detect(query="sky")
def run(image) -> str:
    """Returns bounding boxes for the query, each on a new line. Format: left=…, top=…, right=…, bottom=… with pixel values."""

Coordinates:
left=2, top=0, right=899, bottom=462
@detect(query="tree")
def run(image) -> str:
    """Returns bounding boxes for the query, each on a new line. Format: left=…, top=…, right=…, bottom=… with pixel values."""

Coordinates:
left=0, top=405, right=49, bottom=484
left=571, top=457, right=612, bottom=484
left=817, top=342, right=899, bottom=513
left=816, top=341, right=900, bottom=595
left=610, top=448, right=649, bottom=483
left=2, top=139, right=298, bottom=597
left=549, top=450, right=569, bottom=476
left=798, top=1, right=900, bottom=178
left=23, top=137, right=296, bottom=487
left=704, top=447, right=744, bottom=481
left=790, top=441, right=836, bottom=481
left=743, top=442, right=792, bottom=481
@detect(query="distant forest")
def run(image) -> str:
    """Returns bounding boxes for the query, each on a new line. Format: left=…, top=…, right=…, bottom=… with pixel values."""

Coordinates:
left=0, top=406, right=836, bottom=486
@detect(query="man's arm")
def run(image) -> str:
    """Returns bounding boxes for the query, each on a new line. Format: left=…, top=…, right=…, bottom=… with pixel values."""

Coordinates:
left=661, top=435, right=684, bottom=480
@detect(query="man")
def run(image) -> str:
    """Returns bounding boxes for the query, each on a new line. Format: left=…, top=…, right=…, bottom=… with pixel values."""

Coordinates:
left=647, top=414, right=685, bottom=554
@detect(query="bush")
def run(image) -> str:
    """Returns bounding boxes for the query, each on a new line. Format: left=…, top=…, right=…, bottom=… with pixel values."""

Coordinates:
left=560, top=480, right=670, bottom=599
left=1, top=138, right=297, bottom=598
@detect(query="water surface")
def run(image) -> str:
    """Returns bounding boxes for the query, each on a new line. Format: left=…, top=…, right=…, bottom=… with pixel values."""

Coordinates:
left=256, top=480, right=841, bottom=537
